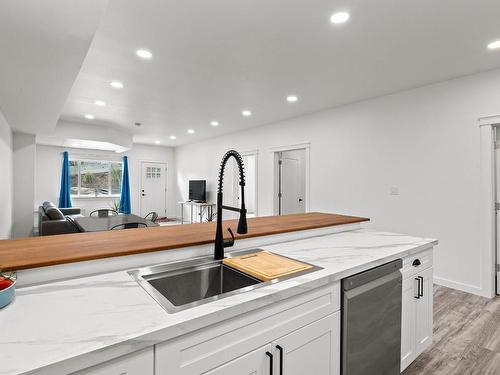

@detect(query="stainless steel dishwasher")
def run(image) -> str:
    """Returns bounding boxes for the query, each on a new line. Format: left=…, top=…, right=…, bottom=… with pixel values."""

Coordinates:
left=341, top=259, right=402, bottom=375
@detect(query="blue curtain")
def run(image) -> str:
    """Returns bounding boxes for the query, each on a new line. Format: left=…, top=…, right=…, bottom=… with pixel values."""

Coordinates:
left=119, top=156, right=131, bottom=214
left=58, top=151, right=72, bottom=208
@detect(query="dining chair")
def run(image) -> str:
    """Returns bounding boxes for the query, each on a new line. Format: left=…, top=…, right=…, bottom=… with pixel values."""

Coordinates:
left=144, top=211, right=159, bottom=223
left=90, top=209, right=118, bottom=218
left=110, top=222, right=148, bottom=230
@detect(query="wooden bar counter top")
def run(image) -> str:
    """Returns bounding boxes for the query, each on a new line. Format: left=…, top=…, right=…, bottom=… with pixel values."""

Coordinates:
left=0, top=212, right=369, bottom=272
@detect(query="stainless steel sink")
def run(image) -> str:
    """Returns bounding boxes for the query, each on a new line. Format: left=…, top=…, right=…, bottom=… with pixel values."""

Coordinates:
left=129, top=249, right=322, bottom=313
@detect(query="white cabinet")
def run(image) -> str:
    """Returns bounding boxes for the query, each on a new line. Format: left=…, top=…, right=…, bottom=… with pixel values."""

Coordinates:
left=400, top=249, right=433, bottom=372
left=72, top=347, right=153, bottom=375
left=400, top=277, right=417, bottom=369
left=155, top=283, right=340, bottom=375
left=204, top=345, right=273, bottom=375
left=273, top=313, right=340, bottom=375
left=184, top=312, right=340, bottom=375
left=415, top=267, right=433, bottom=354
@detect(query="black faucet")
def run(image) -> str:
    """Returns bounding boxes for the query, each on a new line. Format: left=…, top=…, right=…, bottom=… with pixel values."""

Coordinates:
left=214, top=150, right=247, bottom=260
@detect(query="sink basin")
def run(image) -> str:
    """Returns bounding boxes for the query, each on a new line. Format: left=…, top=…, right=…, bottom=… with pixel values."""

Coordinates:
left=129, top=249, right=322, bottom=313
left=146, top=263, right=261, bottom=306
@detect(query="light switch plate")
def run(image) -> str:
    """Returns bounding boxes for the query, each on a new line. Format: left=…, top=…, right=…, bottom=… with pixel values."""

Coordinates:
left=390, top=187, right=400, bottom=196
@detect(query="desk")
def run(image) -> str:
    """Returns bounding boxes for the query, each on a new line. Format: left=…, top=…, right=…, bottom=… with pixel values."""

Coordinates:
left=178, top=201, right=216, bottom=224
left=74, top=214, right=159, bottom=232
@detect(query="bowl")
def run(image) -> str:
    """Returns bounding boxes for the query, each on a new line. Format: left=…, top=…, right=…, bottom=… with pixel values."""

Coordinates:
left=0, top=279, right=16, bottom=309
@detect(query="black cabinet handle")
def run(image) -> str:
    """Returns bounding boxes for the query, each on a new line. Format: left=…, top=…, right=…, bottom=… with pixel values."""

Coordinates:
left=414, top=277, right=420, bottom=299
left=412, top=259, right=421, bottom=267
left=266, top=351, right=273, bottom=375
left=418, top=276, right=424, bottom=297
left=276, top=345, right=283, bottom=374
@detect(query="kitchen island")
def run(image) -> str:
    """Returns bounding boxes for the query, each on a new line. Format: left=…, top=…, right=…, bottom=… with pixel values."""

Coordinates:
left=0, top=213, right=437, bottom=374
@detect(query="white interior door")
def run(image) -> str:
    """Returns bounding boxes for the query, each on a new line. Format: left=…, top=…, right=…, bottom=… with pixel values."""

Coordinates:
left=278, top=150, right=306, bottom=215
left=140, top=162, right=166, bottom=217
left=233, top=153, right=258, bottom=217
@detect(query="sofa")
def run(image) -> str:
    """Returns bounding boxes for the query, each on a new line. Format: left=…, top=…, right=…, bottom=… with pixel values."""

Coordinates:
left=38, top=202, right=83, bottom=236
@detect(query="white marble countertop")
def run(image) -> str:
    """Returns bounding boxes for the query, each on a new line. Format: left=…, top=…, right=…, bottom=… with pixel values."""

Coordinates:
left=0, top=228, right=437, bottom=375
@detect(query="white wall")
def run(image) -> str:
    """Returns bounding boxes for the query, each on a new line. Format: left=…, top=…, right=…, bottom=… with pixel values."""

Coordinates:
left=35, top=143, right=176, bottom=222
left=175, top=68, right=500, bottom=298
left=13, top=132, right=36, bottom=237
left=0, top=110, right=13, bottom=239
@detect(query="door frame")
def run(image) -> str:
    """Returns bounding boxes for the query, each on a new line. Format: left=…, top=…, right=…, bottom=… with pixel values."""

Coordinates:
left=232, top=150, right=259, bottom=217
left=479, top=115, right=500, bottom=297
left=139, top=160, right=168, bottom=217
left=270, top=143, right=310, bottom=215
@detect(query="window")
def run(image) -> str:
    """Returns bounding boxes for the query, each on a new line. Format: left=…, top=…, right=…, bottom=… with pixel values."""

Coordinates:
left=146, top=166, right=162, bottom=179
left=70, top=159, right=123, bottom=197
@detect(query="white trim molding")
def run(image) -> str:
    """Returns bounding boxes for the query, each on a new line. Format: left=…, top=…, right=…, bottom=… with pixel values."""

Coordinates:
left=433, top=277, right=483, bottom=296
left=478, top=115, right=500, bottom=298
left=478, top=115, right=500, bottom=126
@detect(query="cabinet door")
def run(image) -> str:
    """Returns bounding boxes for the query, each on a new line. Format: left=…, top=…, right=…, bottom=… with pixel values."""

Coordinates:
left=400, top=277, right=417, bottom=371
left=273, top=312, right=340, bottom=375
left=415, top=267, right=433, bottom=354
left=204, top=345, right=272, bottom=375
left=73, top=348, right=153, bottom=375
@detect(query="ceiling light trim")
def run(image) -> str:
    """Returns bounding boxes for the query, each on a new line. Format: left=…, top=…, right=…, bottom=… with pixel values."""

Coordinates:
left=330, top=12, right=350, bottom=24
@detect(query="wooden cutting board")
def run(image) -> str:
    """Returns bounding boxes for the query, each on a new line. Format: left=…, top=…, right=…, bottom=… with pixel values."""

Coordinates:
left=223, top=251, right=312, bottom=281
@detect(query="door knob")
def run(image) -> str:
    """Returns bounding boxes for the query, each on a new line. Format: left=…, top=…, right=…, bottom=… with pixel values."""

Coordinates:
left=298, top=198, right=303, bottom=202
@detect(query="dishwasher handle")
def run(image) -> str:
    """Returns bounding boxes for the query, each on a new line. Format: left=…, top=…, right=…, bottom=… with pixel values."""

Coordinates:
left=343, top=259, right=402, bottom=291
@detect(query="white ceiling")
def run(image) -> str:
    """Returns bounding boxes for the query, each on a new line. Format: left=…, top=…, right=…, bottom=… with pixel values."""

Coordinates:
left=53, top=1, right=500, bottom=145
left=0, top=0, right=109, bottom=134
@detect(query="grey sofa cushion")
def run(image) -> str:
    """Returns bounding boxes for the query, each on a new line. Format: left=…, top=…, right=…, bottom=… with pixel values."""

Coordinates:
left=45, top=206, right=65, bottom=220
left=42, top=201, right=56, bottom=211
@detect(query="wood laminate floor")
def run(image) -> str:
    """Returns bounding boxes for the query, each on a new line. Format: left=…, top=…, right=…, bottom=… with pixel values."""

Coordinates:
left=403, top=286, right=500, bottom=375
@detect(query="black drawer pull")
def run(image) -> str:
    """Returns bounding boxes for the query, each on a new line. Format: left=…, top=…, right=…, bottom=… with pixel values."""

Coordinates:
left=418, top=276, right=424, bottom=297
left=414, top=277, right=420, bottom=299
left=266, top=351, right=273, bottom=375
left=276, top=345, right=284, bottom=374
left=412, top=259, right=421, bottom=267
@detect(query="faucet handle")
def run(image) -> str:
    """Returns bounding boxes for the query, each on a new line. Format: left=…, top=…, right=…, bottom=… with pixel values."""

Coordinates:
left=224, top=227, right=235, bottom=248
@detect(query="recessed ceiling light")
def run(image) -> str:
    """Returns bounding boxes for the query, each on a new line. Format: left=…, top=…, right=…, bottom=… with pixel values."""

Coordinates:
left=187, top=129, right=195, bottom=134
left=169, top=135, right=177, bottom=140
left=84, top=114, right=94, bottom=120
left=286, top=95, right=298, bottom=103
left=487, top=40, right=500, bottom=50
left=242, top=110, right=252, bottom=117
left=136, top=49, right=153, bottom=59
left=154, top=140, right=160, bottom=145
left=94, top=100, right=106, bottom=107
left=110, top=81, right=123, bottom=89
left=330, top=12, right=350, bottom=24
left=211, top=121, right=219, bottom=127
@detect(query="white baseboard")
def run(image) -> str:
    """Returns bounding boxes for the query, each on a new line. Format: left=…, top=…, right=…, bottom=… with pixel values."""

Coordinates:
left=433, top=276, right=490, bottom=298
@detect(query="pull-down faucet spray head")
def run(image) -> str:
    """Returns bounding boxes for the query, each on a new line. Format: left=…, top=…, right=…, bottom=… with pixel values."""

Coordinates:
left=214, top=150, right=247, bottom=260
